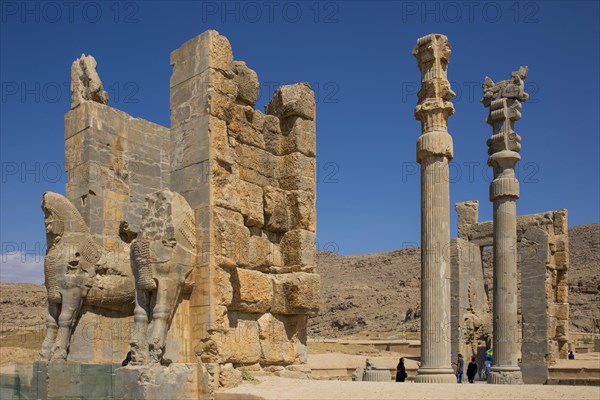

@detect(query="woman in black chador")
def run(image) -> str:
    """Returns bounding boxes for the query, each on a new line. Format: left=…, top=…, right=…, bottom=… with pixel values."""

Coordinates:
left=395, top=357, right=407, bottom=382
left=467, top=356, right=478, bottom=383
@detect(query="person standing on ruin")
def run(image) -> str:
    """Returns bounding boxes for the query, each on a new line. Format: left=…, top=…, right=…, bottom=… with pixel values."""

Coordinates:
left=467, top=356, right=478, bottom=383
left=396, top=357, right=408, bottom=382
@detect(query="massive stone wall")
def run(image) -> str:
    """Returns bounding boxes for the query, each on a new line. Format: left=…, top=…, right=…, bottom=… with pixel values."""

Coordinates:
left=63, top=56, right=173, bottom=363
left=49, top=31, right=318, bottom=377
left=451, top=200, right=569, bottom=383
left=169, top=31, right=319, bottom=368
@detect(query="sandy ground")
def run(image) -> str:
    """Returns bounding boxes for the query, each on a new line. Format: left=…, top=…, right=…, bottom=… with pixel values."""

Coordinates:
left=218, top=377, right=600, bottom=400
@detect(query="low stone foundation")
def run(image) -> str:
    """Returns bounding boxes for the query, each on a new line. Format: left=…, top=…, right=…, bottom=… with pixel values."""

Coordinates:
left=488, top=368, right=524, bottom=385
left=115, top=364, right=202, bottom=400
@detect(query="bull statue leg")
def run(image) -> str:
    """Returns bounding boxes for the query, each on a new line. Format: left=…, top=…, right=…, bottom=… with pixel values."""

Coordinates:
left=129, top=189, right=197, bottom=366
left=39, top=302, right=59, bottom=361
left=51, top=288, right=84, bottom=361
left=148, top=279, right=180, bottom=364
left=130, top=288, right=151, bottom=365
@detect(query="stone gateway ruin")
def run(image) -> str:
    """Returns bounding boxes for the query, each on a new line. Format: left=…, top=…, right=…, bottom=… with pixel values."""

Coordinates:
left=24, top=30, right=571, bottom=398
left=451, top=202, right=570, bottom=384
left=34, top=30, right=319, bottom=399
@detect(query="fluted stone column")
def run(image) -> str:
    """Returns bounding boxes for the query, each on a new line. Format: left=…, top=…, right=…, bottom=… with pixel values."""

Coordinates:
left=413, top=34, right=456, bottom=384
left=481, top=66, right=529, bottom=384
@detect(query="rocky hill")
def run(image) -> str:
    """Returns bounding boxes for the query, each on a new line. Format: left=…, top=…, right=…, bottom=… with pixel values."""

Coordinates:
left=308, top=224, right=600, bottom=338
left=1, top=225, right=598, bottom=339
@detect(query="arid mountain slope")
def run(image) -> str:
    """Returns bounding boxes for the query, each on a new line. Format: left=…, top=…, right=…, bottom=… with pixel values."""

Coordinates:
left=308, top=224, right=599, bottom=337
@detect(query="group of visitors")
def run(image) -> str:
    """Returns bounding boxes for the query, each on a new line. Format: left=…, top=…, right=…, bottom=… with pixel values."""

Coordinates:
left=453, top=354, right=479, bottom=383
left=394, top=353, right=494, bottom=383
left=454, top=353, right=492, bottom=383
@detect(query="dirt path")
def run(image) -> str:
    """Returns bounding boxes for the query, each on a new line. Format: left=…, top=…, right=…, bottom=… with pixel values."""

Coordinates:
left=218, top=377, right=600, bottom=400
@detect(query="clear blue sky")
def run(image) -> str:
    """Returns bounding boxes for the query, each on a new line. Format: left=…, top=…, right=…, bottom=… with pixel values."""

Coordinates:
left=1, top=1, right=599, bottom=283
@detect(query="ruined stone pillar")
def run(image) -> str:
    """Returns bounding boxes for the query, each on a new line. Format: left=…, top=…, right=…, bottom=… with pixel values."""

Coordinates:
left=481, top=66, right=529, bottom=384
left=413, top=34, right=456, bottom=384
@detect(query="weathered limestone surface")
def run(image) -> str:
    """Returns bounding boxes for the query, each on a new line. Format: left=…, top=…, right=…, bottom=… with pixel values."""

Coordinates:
left=452, top=201, right=570, bottom=384
left=412, top=33, right=456, bottom=384
left=61, top=55, right=173, bottom=364
left=70, top=54, right=109, bottom=109
left=115, top=364, right=200, bottom=400
left=169, top=30, right=318, bottom=373
left=19, top=362, right=120, bottom=400
left=39, top=192, right=134, bottom=363
left=450, top=235, right=491, bottom=370
left=129, top=190, right=197, bottom=365
left=483, top=67, right=529, bottom=385
left=38, top=29, right=318, bottom=397
left=520, top=226, right=549, bottom=384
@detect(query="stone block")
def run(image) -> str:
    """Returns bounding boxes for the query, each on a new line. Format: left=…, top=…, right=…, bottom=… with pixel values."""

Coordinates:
left=553, top=250, right=569, bottom=270
left=115, top=364, right=200, bottom=400
left=171, top=163, right=210, bottom=209
left=230, top=268, right=273, bottom=313
left=229, top=122, right=266, bottom=150
left=555, top=319, right=568, bottom=339
left=232, top=61, right=259, bottom=106
left=553, top=209, right=568, bottom=235
left=211, top=313, right=261, bottom=364
left=270, top=272, right=320, bottom=315
left=68, top=305, right=132, bottom=364
left=214, top=266, right=233, bottom=306
left=281, top=116, right=316, bottom=157
left=210, top=117, right=235, bottom=166
left=235, top=143, right=276, bottom=177
left=257, top=313, right=297, bottom=365
left=289, top=190, right=316, bottom=231
left=171, top=114, right=210, bottom=170
left=263, top=114, right=282, bottom=134
left=128, top=117, right=170, bottom=149
left=213, top=161, right=241, bottom=213
left=219, top=363, right=243, bottom=389
left=281, top=229, right=316, bottom=267
left=249, top=234, right=275, bottom=267
left=207, top=90, right=237, bottom=125
left=521, top=364, right=548, bottom=385
left=65, top=101, right=93, bottom=138
left=278, top=152, right=316, bottom=191
left=554, top=303, right=569, bottom=320
left=455, top=201, right=478, bottom=239
left=213, top=207, right=249, bottom=267
left=170, top=30, right=233, bottom=87
left=263, top=125, right=283, bottom=156
left=265, top=83, right=315, bottom=121
left=239, top=180, right=264, bottom=227
left=553, top=236, right=568, bottom=253
left=263, top=186, right=291, bottom=232
left=248, top=108, right=266, bottom=132
left=26, top=362, right=120, bottom=400
left=223, top=103, right=250, bottom=134
left=556, top=284, right=568, bottom=303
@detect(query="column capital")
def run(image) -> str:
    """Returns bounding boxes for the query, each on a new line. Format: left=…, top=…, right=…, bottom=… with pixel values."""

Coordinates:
left=482, top=67, right=528, bottom=202
left=414, top=34, right=455, bottom=162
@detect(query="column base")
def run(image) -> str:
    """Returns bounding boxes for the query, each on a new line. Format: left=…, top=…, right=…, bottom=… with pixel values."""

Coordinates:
left=488, top=367, right=523, bottom=384
left=414, top=367, right=457, bottom=383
